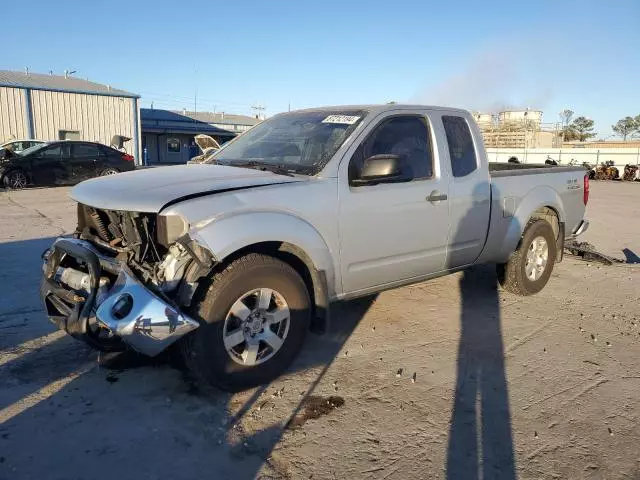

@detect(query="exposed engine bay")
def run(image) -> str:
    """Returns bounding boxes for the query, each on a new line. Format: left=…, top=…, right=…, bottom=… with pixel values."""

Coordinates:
left=39, top=204, right=215, bottom=356
left=75, top=203, right=213, bottom=302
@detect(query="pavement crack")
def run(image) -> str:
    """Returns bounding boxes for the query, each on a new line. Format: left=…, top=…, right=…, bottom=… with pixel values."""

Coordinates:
left=506, top=319, right=554, bottom=355
left=6, top=192, right=65, bottom=236
left=522, top=378, right=597, bottom=411
left=562, top=378, right=608, bottom=405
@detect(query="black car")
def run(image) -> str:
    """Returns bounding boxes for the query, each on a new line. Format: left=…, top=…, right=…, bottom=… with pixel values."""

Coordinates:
left=0, top=141, right=135, bottom=189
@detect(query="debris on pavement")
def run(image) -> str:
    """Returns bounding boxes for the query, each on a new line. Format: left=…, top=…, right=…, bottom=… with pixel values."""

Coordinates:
left=564, top=240, right=624, bottom=265
left=285, top=396, right=345, bottom=429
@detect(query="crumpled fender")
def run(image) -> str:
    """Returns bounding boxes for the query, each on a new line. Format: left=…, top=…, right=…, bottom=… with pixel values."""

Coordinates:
left=189, top=211, right=337, bottom=296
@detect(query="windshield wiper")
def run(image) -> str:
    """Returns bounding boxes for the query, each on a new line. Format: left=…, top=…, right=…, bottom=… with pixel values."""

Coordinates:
left=232, top=161, right=296, bottom=177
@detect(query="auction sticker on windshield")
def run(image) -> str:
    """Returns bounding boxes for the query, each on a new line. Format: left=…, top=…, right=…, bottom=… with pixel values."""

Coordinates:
left=322, top=115, right=360, bottom=125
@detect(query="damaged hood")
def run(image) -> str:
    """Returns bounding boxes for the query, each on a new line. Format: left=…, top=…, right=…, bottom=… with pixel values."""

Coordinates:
left=70, top=164, right=304, bottom=213
left=194, top=134, right=220, bottom=152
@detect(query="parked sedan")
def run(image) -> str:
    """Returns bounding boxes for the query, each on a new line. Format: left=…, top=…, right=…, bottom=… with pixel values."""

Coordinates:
left=0, top=141, right=135, bottom=189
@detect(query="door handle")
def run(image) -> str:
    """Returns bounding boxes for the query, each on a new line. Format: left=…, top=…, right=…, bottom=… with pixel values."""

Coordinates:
left=427, top=190, right=448, bottom=203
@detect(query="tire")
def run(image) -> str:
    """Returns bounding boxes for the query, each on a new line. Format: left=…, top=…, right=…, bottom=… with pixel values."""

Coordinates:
left=181, top=253, right=311, bottom=392
left=100, top=168, right=119, bottom=176
left=497, top=219, right=557, bottom=296
left=3, top=169, right=28, bottom=189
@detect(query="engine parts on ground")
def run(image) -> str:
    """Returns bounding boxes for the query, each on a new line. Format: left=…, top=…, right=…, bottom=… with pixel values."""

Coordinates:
left=564, top=240, right=623, bottom=266
left=623, top=164, right=639, bottom=182
left=594, top=161, right=619, bottom=181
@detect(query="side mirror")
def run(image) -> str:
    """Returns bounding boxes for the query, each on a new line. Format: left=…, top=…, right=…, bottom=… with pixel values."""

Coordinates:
left=352, top=154, right=406, bottom=186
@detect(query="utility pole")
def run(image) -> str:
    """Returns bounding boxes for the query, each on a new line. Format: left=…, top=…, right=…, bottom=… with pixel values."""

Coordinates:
left=252, top=104, right=266, bottom=120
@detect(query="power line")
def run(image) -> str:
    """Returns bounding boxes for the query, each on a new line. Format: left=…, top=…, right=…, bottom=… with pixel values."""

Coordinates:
left=136, top=89, right=255, bottom=110
left=139, top=97, right=255, bottom=115
left=251, top=104, right=266, bottom=119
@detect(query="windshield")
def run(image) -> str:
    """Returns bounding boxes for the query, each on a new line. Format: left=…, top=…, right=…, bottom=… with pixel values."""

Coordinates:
left=210, top=109, right=367, bottom=174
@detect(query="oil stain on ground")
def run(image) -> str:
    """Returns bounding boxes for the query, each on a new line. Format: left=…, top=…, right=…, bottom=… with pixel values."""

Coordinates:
left=286, top=395, right=345, bottom=429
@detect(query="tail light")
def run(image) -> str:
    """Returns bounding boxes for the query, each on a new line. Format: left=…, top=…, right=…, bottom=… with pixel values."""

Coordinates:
left=583, top=174, right=590, bottom=205
left=121, top=153, right=134, bottom=162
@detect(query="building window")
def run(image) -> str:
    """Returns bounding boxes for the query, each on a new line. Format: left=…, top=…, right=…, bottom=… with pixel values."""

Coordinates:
left=59, top=130, right=81, bottom=140
left=167, top=138, right=181, bottom=153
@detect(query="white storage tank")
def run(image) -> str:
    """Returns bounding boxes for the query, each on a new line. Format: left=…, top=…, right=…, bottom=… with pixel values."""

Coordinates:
left=473, top=112, right=494, bottom=127
left=498, top=109, right=542, bottom=128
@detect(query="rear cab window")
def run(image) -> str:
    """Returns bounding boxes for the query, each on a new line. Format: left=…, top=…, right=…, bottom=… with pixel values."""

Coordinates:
left=442, top=116, right=477, bottom=177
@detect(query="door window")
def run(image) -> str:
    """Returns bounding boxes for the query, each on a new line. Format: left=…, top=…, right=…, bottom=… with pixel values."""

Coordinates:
left=41, top=145, right=61, bottom=158
left=73, top=144, right=100, bottom=157
left=442, top=116, right=477, bottom=177
left=350, top=116, right=433, bottom=184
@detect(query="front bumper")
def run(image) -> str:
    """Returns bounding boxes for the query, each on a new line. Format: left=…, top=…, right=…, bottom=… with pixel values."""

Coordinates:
left=40, top=238, right=199, bottom=356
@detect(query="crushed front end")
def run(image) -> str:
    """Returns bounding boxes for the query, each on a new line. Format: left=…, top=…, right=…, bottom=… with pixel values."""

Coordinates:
left=40, top=204, right=213, bottom=356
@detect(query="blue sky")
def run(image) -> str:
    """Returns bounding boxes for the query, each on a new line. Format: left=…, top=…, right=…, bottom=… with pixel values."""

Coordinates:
left=3, top=0, right=639, bottom=137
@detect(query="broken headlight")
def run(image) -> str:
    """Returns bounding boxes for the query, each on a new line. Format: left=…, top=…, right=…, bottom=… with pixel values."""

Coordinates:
left=156, top=214, right=189, bottom=247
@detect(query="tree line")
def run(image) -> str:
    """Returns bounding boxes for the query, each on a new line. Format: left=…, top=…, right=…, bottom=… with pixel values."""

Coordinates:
left=611, top=116, right=640, bottom=141
left=559, top=109, right=640, bottom=142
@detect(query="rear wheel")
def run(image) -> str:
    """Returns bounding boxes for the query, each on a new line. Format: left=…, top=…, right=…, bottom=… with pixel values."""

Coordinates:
left=100, top=168, right=119, bottom=176
left=497, top=219, right=557, bottom=296
left=3, top=169, right=28, bottom=189
left=181, top=253, right=311, bottom=392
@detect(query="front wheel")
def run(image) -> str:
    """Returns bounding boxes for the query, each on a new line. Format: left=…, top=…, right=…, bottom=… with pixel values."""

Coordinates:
left=3, top=169, right=28, bottom=189
left=181, top=253, right=311, bottom=392
left=497, top=219, right=557, bottom=296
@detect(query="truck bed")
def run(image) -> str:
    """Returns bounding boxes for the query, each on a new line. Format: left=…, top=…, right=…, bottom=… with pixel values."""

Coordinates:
left=489, top=162, right=586, bottom=177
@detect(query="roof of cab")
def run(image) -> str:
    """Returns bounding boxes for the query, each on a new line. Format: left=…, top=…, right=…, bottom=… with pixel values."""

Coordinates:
left=282, top=104, right=470, bottom=115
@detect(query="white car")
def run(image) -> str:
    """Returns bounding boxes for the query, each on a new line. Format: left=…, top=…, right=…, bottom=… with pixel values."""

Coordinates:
left=0, top=139, right=45, bottom=154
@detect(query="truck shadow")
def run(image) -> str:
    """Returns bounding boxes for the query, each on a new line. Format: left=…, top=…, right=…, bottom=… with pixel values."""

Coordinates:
left=445, top=266, right=516, bottom=480
left=445, top=180, right=516, bottom=479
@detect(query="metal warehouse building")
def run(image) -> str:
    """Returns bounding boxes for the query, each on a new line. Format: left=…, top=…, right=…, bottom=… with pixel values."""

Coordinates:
left=0, top=70, right=141, bottom=163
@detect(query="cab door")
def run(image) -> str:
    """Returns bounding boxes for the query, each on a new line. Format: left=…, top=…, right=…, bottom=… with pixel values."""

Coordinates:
left=440, top=114, right=491, bottom=268
left=337, top=111, right=451, bottom=295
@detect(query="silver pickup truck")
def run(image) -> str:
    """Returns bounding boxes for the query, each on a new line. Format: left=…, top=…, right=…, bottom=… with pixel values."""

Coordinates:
left=40, top=104, right=589, bottom=390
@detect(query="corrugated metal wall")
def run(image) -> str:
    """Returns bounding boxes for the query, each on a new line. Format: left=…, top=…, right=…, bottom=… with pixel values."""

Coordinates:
left=30, top=90, right=134, bottom=147
left=0, top=87, right=28, bottom=140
